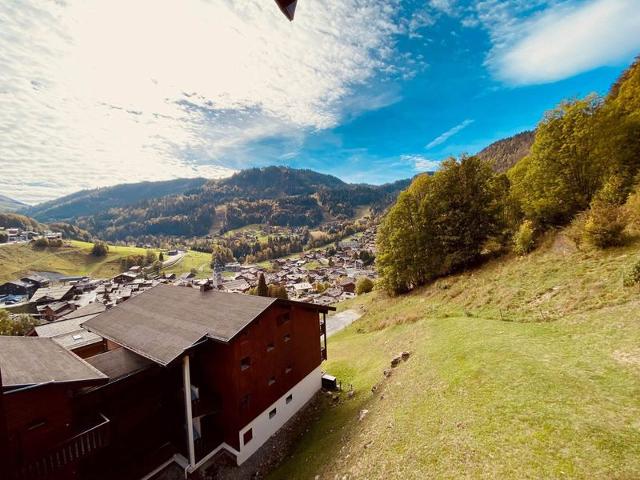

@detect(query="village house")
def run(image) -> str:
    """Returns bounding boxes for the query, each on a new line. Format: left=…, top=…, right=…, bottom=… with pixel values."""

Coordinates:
left=0, top=284, right=333, bottom=479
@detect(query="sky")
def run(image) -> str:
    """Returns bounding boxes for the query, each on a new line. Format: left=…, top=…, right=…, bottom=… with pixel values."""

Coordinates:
left=1, top=0, right=639, bottom=204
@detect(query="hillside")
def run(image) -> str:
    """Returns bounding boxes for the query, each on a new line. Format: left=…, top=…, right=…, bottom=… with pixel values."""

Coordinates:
left=476, top=130, right=535, bottom=173
left=270, top=230, right=640, bottom=479
left=0, top=241, right=210, bottom=283
left=27, top=167, right=410, bottom=241
left=23, top=177, right=208, bottom=222
left=0, top=194, right=28, bottom=213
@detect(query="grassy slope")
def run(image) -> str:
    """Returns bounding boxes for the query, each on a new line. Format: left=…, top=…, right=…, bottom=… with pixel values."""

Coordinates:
left=0, top=241, right=211, bottom=281
left=271, top=232, right=640, bottom=479
left=164, top=250, right=212, bottom=278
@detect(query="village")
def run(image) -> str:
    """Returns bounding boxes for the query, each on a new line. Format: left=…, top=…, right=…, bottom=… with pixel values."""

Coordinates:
left=0, top=226, right=377, bottom=352
left=0, top=225, right=377, bottom=480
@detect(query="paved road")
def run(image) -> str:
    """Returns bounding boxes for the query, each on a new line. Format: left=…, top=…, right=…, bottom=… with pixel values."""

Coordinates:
left=326, top=309, right=362, bottom=337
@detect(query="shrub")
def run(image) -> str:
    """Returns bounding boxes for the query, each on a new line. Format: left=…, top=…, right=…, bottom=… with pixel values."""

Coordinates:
left=582, top=200, right=627, bottom=248
left=0, top=231, right=7, bottom=243
left=356, top=277, right=374, bottom=295
left=513, top=220, right=535, bottom=255
left=91, top=241, right=109, bottom=257
left=0, top=311, right=39, bottom=336
left=623, top=258, right=640, bottom=287
left=31, top=237, right=49, bottom=249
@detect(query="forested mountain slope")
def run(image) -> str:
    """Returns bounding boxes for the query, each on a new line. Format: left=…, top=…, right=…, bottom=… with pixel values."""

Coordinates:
left=0, top=194, right=28, bottom=213
left=476, top=130, right=535, bottom=172
left=26, top=167, right=410, bottom=241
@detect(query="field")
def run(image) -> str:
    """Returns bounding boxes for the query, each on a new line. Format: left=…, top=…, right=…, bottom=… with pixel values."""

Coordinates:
left=270, top=230, right=640, bottom=479
left=163, top=250, right=212, bottom=278
left=0, top=241, right=211, bottom=282
left=0, top=241, right=153, bottom=282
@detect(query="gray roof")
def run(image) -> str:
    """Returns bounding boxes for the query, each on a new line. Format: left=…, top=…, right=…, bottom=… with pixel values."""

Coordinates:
left=86, top=348, right=154, bottom=381
left=35, top=315, right=103, bottom=350
left=31, top=285, right=75, bottom=303
left=84, top=284, right=278, bottom=366
left=59, top=302, right=107, bottom=321
left=0, top=337, right=107, bottom=389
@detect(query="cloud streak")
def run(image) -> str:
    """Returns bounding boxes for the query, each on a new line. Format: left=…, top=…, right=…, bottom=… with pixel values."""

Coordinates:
left=0, top=0, right=406, bottom=203
left=425, top=119, right=474, bottom=149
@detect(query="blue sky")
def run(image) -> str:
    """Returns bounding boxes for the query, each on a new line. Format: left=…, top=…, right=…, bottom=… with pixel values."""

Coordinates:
left=1, top=0, right=639, bottom=203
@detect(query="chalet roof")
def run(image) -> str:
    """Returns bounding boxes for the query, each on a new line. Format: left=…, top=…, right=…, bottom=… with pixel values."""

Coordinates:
left=35, top=314, right=103, bottom=350
left=83, top=284, right=331, bottom=366
left=86, top=348, right=154, bottom=381
left=59, top=302, right=106, bottom=321
left=31, top=285, right=75, bottom=303
left=0, top=337, right=107, bottom=389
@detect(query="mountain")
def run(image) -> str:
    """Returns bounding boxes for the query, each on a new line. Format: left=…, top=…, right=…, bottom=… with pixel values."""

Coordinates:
left=0, top=194, right=28, bottom=213
left=28, top=167, right=411, bottom=241
left=23, top=177, right=208, bottom=222
left=476, top=130, right=535, bottom=173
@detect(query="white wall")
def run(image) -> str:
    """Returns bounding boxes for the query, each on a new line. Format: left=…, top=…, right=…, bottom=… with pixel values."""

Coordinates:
left=236, top=365, right=322, bottom=465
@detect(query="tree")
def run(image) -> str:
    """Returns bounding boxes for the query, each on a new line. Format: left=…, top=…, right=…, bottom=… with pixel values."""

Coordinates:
left=32, top=237, right=49, bottom=249
left=0, top=311, right=38, bottom=336
left=356, top=277, right=374, bottom=295
left=256, top=273, right=268, bottom=297
left=91, top=241, right=109, bottom=257
left=159, top=251, right=165, bottom=262
left=582, top=176, right=629, bottom=248
left=145, top=249, right=157, bottom=265
left=513, top=220, right=535, bottom=256
left=267, top=284, right=288, bottom=299
left=0, top=231, right=7, bottom=243
left=377, top=157, right=506, bottom=295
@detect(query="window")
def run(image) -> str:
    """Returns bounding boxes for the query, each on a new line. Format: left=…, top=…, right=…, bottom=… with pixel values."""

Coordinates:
left=277, top=312, right=290, bottom=325
left=283, top=333, right=291, bottom=343
left=285, top=365, right=293, bottom=374
left=243, top=428, right=253, bottom=445
left=266, top=342, right=275, bottom=352
left=240, top=394, right=251, bottom=412
left=240, top=356, right=251, bottom=371
left=269, top=408, right=277, bottom=419
left=286, top=394, right=293, bottom=404
left=268, top=376, right=276, bottom=386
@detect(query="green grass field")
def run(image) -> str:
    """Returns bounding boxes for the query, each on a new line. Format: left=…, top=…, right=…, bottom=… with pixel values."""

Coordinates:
left=163, top=250, right=212, bottom=278
left=270, top=231, right=640, bottom=479
left=0, top=241, right=212, bottom=282
left=0, top=240, right=156, bottom=282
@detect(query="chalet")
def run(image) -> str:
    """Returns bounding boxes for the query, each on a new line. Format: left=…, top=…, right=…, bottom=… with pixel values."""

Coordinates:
left=21, top=274, right=50, bottom=290
left=112, top=272, right=138, bottom=284
left=37, top=301, right=77, bottom=321
left=0, top=280, right=34, bottom=298
left=1, top=285, right=333, bottom=479
left=339, top=277, right=356, bottom=294
left=30, top=284, right=76, bottom=304
left=0, top=337, right=109, bottom=480
left=222, top=279, right=251, bottom=293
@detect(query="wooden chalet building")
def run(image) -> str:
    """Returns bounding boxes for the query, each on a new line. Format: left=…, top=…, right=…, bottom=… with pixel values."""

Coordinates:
left=0, top=284, right=332, bottom=479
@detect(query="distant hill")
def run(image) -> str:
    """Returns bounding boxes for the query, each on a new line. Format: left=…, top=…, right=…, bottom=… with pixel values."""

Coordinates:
left=476, top=130, right=535, bottom=173
left=0, top=194, right=28, bottom=213
left=27, top=167, right=411, bottom=241
left=24, top=177, right=208, bottom=222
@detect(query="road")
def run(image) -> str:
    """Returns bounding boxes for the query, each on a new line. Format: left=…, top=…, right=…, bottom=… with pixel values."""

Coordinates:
left=326, top=309, right=362, bottom=337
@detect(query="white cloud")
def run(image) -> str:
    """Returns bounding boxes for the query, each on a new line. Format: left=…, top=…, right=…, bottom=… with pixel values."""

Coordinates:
left=401, top=154, right=441, bottom=172
left=483, top=0, right=640, bottom=85
left=425, top=119, right=474, bottom=149
left=0, top=0, right=405, bottom=203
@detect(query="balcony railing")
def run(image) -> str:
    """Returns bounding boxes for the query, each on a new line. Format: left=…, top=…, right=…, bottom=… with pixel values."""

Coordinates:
left=12, top=413, right=111, bottom=480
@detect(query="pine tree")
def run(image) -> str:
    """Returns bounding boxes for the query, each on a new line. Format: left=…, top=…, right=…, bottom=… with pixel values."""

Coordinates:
left=257, top=273, right=268, bottom=297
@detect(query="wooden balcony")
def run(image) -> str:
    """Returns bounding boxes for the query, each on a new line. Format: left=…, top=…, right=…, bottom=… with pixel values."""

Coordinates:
left=12, top=414, right=111, bottom=480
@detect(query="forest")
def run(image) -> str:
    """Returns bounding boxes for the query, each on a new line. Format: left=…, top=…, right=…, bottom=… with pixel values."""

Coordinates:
left=377, top=57, right=640, bottom=295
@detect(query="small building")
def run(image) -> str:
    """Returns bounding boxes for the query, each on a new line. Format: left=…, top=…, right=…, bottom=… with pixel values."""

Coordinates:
left=0, top=280, right=34, bottom=298
left=30, top=285, right=77, bottom=304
